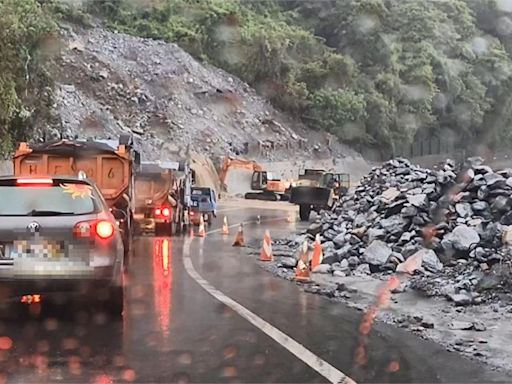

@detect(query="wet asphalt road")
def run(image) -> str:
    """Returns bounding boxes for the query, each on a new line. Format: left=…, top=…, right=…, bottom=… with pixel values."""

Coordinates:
left=0, top=205, right=510, bottom=383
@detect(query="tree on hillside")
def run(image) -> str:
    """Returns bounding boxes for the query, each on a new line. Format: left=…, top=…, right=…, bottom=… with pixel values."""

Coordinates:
left=0, top=0, right=56, bottom=153
left=90, top=0, right=512, bottom=157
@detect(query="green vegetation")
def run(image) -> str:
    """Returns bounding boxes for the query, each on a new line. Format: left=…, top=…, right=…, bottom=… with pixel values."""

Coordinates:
left=0, top=0, right=56, bottom=152
left=88, top=0, right=512, bottom=156
left=4, top=0, right=512, bottom=157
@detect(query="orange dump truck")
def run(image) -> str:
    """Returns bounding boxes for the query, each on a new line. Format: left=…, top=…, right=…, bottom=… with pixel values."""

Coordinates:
left=134, top=162, right=175, bottom=235
left=13, top=137, right=140, bottom=254
left=134, top=161, right=192, bottom=236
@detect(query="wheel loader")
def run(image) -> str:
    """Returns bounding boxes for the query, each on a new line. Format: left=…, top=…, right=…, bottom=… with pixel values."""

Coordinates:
left=290, top=169, right=350, bottom=221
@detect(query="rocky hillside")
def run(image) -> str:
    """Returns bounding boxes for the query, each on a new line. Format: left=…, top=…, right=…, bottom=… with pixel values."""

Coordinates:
left=53, top=23, right=366, bottom=167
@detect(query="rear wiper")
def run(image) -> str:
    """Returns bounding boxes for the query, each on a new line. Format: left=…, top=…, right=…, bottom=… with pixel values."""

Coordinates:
left=26, top=210, right=75, bottom=216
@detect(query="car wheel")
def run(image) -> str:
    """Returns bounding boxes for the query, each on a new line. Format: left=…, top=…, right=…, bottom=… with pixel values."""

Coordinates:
left=299, top=204, right=311, bottom=221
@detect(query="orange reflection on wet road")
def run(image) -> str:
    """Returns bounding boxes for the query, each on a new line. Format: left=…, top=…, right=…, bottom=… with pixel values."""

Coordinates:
left=152, top=238, right=173, bottom=339
left=354, top=276, right=401, bottom=369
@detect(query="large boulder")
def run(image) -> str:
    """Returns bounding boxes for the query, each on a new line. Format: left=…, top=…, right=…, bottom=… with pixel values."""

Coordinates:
left=333, top=232, right=346, bottom=248
left=277, top=257, right=297, bottom=268
left=312, top=264, right=332, bottom=274
left=367, top=228, right=386, bottom=242
left=363, top=240, right=392, bottom=266
left=446, top=225, right=480, bottom=252
left=455, top=203, right=472, bottom=218
left=484, top=172, right=505, bottom=187
left=420, top=248, right=443, bottom=272
left=381, top=187, right=400, bottom=203
left=307, top=223, right=322, bottom=236
left=380, top=215, right=408, bottom=235
left=407, top=193, right=428, bottom=209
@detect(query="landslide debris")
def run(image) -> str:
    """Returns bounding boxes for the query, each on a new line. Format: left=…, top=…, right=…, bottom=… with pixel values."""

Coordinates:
left=287, top=158, right=512, bottom=305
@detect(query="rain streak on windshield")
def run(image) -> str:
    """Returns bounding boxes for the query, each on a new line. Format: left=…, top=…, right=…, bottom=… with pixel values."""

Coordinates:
left=2, top=0, right=512, bottom=383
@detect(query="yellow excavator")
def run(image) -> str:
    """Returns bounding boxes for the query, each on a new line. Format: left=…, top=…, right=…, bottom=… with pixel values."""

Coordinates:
left=219, top=157, right=292, bottom=201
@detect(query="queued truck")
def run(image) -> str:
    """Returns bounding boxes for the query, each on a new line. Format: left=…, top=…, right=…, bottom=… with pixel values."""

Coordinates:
left=13, top=136, right=140, bottom=256
left=133, top=161, right=192, bottom=235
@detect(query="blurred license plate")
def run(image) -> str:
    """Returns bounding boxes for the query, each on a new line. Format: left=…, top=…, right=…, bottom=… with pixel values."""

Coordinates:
left=11, top=240, right=65, bottom=259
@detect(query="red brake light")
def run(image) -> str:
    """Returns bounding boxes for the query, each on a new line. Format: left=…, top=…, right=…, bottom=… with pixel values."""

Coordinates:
left=155, top=208, right=162, bottom=216
left=96, top=221, right=114, bottom=239
left=17, top=178, right=53, bottom=185
left=162, top=208, right=170, bottom=217
left=189, top=211, right=195, bottom=216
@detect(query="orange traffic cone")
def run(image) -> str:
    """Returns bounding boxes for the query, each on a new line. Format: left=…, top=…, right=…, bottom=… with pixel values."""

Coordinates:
left=311, top=234, right=323, bottom=270
left=295, top=241, right=310, bottom=282
left=232, top=224, right=245, bottom=247
left=198, top=215, right=206, bottom=237
left=259, top=230, right=273, bottom=261
left=222, top=216, right=229, bottom=235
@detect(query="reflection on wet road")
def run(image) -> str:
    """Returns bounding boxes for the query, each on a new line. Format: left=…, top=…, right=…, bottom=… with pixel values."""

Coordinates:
left=0, top=206, right=509, bottom=383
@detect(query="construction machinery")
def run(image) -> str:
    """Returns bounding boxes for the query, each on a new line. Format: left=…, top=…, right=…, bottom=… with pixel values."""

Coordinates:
left=219, top=156, right=292, bottom=201
left=290, top=169, right=350, bottom=221
left=13, top=136, right=140, bottom=255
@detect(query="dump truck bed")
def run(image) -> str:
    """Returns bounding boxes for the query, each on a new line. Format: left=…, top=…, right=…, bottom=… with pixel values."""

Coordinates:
left=13, top=140, right=133, bottom=208
left=135, top=164, right=172, bottom=209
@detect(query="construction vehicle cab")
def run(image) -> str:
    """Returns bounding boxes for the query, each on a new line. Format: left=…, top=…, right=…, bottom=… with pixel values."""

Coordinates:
left=219, top=156, right=291, bottom=201
left=246, top=171, right=291, bottom=201
left=291, top=169, right=350, bottom=221
left=189, top=187, right=217, bottom=225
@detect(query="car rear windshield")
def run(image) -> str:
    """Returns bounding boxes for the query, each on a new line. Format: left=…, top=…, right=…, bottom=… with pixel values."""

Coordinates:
left=0, top=184, right=98, bottom=216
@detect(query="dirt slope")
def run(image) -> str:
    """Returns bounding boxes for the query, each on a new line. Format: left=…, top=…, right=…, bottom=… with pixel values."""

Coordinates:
left=53, top=23, right=369, bottom=170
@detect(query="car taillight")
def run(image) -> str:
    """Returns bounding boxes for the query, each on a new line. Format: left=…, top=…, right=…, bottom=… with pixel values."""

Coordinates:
left=74, top=220, right=115, bottom=240
left=154, top=207, right=171, bottom=219
left=96, top=220, right=114, bottom=239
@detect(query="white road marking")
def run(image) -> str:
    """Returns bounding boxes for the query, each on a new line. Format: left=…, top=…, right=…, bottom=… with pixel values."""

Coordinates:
left=182, top=221, right=356, bottom=384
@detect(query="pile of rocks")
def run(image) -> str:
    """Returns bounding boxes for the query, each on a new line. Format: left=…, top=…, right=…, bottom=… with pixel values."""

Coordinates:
left=301, top=158, right=512, bottom=305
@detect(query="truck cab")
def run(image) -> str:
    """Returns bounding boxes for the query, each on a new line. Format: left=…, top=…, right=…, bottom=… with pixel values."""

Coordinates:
left=189, top=187, right=217, bottom=225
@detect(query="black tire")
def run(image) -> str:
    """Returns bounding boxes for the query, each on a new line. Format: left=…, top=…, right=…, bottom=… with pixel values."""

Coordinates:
left=207, top=214, right=213, bottom=226
left=106, top=286, right=124, bottom=318
left=299, top=204, right=311, bottom=221
left=279, top=194, right=290, bottom=202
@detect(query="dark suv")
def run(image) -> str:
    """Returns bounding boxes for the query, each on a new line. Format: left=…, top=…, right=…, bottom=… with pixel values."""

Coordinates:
left=0, top=176, right=124, bottom=316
